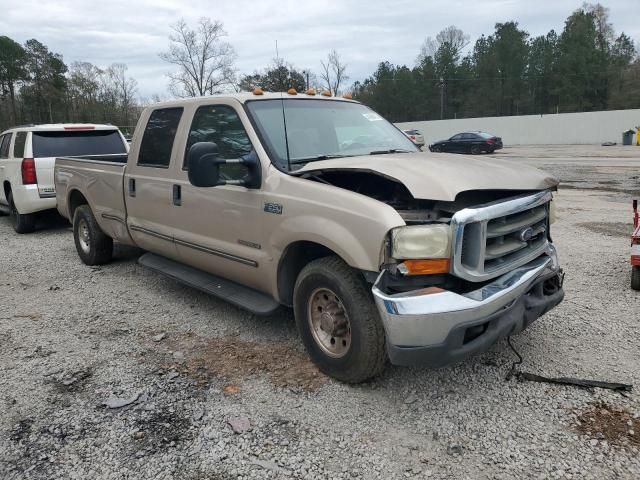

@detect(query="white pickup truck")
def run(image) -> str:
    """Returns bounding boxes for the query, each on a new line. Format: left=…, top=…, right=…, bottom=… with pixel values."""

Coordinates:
left=0, top=124, right=128, bottom=233
left=54, top=91, right=564, bottom=382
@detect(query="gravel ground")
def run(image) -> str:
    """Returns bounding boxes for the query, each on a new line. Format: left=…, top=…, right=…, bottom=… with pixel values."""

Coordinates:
left=1, top=145, right=640, bottom=479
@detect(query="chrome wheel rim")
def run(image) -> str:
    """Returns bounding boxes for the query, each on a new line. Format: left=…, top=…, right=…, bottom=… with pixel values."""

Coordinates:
left=308, top=288, right=351, bottom=358
left=78, top=219, right=91, bottom=254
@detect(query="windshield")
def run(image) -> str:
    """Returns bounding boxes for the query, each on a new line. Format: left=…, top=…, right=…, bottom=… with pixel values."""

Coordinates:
left=32, top=130, right=127, bottom=157
left=245, top=99, right=417, bottom=171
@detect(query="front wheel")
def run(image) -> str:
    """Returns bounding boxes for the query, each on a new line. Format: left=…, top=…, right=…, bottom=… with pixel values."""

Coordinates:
left=8, top=192, right=36, bottom=234
left=293, top=256, right=386, bottom=383
left=431, top=145, right=442, bottom=153
left=73, top=205, right=113, bottom=265
left=632, top=266, right=640, bottom=291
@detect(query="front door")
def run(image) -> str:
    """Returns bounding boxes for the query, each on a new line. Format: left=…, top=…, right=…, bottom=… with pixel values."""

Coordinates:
left=125, top=107, right=185, bottom=260
left=170, top=102, right=269, bottom=293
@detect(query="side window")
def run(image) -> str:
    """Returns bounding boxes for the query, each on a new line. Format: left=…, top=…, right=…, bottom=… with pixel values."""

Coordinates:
left=13, top=132, right=27, bottom=158
left=137, top=108, right=183, bottom=168
left=450, top=134, right=462, bottom=141
left=0, top=134, right=12, bottom=159
left=184, top=105, right=253, bottom=180
left=462, top=133, right=476, bottom=140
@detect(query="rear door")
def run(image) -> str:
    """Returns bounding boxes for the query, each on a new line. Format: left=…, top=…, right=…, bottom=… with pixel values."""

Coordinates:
left=124, top=107, right=185, bottom=260
left=31, top=128, right=127, bottom=198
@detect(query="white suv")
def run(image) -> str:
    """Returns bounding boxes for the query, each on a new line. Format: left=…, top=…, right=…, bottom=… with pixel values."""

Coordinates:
left=0, top=124, right=128, bottom=233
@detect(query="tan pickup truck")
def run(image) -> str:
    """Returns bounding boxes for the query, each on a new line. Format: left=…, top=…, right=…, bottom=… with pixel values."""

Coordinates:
left=54, top=91, right=564, bottom=382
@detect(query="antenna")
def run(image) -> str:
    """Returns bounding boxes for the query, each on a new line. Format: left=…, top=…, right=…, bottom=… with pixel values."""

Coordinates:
left=275, top=40, right=279, bottom=62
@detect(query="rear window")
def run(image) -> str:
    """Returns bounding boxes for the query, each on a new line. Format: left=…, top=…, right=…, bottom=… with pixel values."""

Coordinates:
left=138, top=108, right=183, bottom=168
left=32, top=130, right=126, bottom=158
left=13, top=132, right=27, bottom=158
left=0, top=134, right=11, bottom=158
left=476, top=132, right=494, bottom=139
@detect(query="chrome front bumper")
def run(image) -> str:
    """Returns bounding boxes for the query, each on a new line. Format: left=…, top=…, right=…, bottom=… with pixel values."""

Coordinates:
left=372, top=245, right=564, bottom=367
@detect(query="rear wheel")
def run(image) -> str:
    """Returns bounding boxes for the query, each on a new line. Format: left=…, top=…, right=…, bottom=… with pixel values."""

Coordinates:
left=470, top=145, right=481, bottom=155
left=73, top=205, right=113, bottom=265
left=8, top=192, right=36, bottom=234
left=293, top=256, right=386, bottom=383
left=632, top=266, right=640, bottom=291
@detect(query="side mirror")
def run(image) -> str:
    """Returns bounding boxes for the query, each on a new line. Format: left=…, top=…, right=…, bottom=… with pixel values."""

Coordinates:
left=187, top=142, right=223, bottom=187
left=187, top=142, right=261, bottom=189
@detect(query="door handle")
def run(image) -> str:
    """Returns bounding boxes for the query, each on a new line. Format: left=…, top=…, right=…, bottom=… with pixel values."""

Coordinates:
left=172, top=184, right=181, bottom=206
left=128, top=178, right=136, bottom=197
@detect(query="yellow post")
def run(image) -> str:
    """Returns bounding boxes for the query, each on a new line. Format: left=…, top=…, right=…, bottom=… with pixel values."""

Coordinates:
left=637, top=126, right=640, bottom=146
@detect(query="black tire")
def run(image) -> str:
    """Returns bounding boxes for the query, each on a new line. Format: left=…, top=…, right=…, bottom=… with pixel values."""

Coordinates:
left=293, top=256, right=386, bottom=383
left=8, top=191, right=36, bottom=234
left=431, top=145, right=442, bottom=153
left=632, top=266, right=640, bottom=291
left=470, top=145, right=481, bottom=155
left=73, top=205, right=113, bottom=265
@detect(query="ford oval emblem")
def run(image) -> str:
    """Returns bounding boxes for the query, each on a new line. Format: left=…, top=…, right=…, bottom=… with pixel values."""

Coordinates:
left=519, top=227, right=534, bottom=242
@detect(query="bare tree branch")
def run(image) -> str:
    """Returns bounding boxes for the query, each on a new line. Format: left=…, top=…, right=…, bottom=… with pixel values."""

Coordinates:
left=320, top=49, right=348, bottom=96
left=159, top=17, right=237, bottom=97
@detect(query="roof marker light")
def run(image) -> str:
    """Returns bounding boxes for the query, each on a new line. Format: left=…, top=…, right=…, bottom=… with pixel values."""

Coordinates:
left=305, top=88, right=316, bottom=96
left=287, top=88, right=297, bottom=95
left=253, top=87, right=264, bottom=95
left=321, top=90, right=332, bottom=97
left=342, top=92, right=353, bottom=99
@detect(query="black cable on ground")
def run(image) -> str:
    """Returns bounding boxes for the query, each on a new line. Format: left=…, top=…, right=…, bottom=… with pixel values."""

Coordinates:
left=505, top=336, right=633, bottom=393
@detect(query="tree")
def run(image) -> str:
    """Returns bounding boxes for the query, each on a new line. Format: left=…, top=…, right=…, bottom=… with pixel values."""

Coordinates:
left=67, top=61, right=103, bottom=121
left=320, top=50, right=348, bottom=96
left=238, top=58, right=306, bottom=92
left=527, top=31, right=559, bottom=114
left=417, top=26, right=469, bottom=64
left=21, top=39, right=67, bottom=123
left=160, top=17, right=236, bottom=97
left=0, top=36, right=27, bottom=124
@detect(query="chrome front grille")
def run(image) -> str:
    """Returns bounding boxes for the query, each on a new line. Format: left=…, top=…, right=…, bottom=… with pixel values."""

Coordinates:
left=451, top=191, right=553, bottom=282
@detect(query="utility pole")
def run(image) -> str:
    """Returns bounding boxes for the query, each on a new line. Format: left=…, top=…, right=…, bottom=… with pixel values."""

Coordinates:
left=440, top=77, right=444, bottom=120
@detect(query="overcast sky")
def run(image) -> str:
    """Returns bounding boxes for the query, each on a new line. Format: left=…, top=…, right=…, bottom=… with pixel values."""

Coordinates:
left=1, top=0, right=638, bottom=98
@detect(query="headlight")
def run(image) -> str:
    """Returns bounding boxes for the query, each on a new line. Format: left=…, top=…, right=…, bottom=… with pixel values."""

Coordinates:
left=391, top=224, right=451, bottom=259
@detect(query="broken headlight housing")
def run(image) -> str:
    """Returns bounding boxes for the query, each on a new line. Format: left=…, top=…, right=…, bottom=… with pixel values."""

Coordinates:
left=390, top=224, right=451, bottom=260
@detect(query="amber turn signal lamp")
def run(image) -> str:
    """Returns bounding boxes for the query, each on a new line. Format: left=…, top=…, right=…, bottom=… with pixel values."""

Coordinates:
left=253, top=87, right=264, bottom=95
left=399, top=259, right=450, bottom=276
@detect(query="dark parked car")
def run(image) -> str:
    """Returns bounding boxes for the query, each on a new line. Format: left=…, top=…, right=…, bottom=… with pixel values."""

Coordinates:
left=429, top=131, right=503, bottom=154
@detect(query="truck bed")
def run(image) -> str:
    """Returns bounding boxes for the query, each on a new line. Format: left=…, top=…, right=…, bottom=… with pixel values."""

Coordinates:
left=54, top=156, right=130, bottom=242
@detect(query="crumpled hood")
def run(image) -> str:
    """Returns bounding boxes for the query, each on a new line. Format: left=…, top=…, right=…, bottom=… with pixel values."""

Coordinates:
left=295, top=152, right=558, bottom=201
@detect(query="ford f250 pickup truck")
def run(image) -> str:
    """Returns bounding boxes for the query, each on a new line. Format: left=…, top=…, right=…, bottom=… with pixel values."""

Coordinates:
left=55, top=90, right=564, bottom=383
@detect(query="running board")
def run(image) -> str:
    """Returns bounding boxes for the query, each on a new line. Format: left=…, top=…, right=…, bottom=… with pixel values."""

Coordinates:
left=138, top=253, right=280, bottom=316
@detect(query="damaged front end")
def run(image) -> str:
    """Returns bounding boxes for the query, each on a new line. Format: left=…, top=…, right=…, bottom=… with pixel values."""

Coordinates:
left=299, top=168, right=565, bottom=368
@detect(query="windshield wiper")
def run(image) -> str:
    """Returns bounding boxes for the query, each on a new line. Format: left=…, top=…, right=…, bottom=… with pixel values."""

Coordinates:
left=369, top=148, right=414, bottom=155
left=290, top=154, right=355, bottom=164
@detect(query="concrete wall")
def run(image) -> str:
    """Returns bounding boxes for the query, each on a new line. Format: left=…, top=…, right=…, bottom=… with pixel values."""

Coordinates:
left=396, top=109, right=640, bottom=146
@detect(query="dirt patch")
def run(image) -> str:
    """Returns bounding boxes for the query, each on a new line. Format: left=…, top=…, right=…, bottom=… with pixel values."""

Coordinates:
left=167, top=335, right=327, bottom=392
left=575, top=402, right=640, bottom=448
left=577, top=222, right=632, bottom=238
